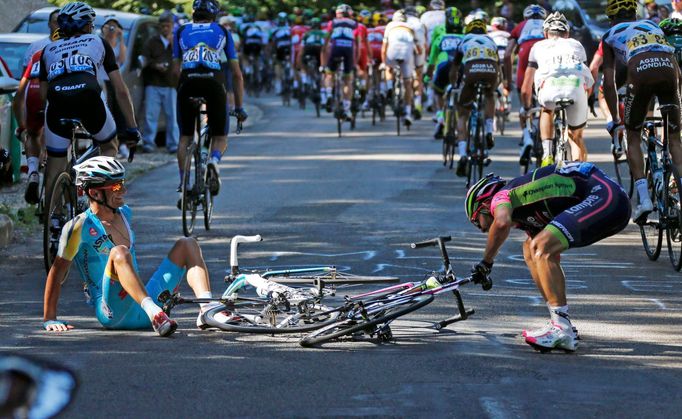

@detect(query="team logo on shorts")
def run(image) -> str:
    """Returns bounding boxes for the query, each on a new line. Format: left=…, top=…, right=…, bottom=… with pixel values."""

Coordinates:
left=100, top=300, right=113, bottom=319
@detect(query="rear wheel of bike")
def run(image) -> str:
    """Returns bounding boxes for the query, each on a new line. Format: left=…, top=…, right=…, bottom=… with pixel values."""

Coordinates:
left=613, top=133, right=634, bottom=197
left=43, top=172, right=76, bottom=273
left=664, top=164, right=682, bottom=270
left=299, top=294, right=434, bottom=347
left=181, top=144, right=197, bottom=237
left=466, top=113, right=478, bottom=188
left=202, top=180, right=213, bottom=231
left=640, top=158, right=662, bottom=261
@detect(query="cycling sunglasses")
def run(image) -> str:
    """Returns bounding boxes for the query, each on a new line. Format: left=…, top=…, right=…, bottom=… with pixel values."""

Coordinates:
left=470, top=204, right=490, bottom=230
left=94, top=180, right=125, bottom=192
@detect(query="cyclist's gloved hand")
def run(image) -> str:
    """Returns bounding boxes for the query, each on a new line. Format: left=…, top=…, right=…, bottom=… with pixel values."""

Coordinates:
left=43, top=319, right=71, bottom=332
left=471, top=260, right=493, bottom=284
left=606, top=120, right=622, bottom=136
left=378, top=63, right=386, bottom=71
left=124, top=127, right=142, bottom=146
left=234, top=107, right=248, bottom=122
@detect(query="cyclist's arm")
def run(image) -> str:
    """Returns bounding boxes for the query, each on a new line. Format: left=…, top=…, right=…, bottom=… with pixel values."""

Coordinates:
left=225, top=33, right=244, bottom=109
left=11, top=77, right=29, bottom=131
left=43, top=256, right=72, bottom=327
left=601, top=43, right=620, bottom=123
left=482, top=204, right=512, bottom=264
left=381, top=37, right=388, bottom=63
left=520, top=66, right=535, bottom=109
left=354, top=35, right=360, bottom=65
left=503, top=38, right=517, bottom=90
left=588, top=53, right=602, bottom=96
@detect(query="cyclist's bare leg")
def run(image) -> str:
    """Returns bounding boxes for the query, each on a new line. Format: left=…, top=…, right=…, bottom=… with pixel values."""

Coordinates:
left=106, top=245, right=152, bottom=304
left=210, top=135, right=227, bottom=158
left=568, top=128, right=587, bottom=161
left=540, top=109, right=554, bottom=160
left=598, top=89, right=612, bottom=121
left=100, top=137, right=118, bottom=157
left=527, top=230, right=567, bottom=307
left=404, top=77, right=414, bottom=106
left=626, top=127, right=645, bottom=180
left=523, top=238, right=548, bottom=302
left=167, top=237, right=211, bottom=296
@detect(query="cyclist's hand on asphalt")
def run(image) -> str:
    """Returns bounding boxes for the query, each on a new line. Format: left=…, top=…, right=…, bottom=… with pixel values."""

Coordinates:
left=471, top=260, right=492, bottom=284
left=234, top=107, right=248, bottom=122
left=43, top=320, right=73, bottom=332
left=606, top=120, right=622, bottom=136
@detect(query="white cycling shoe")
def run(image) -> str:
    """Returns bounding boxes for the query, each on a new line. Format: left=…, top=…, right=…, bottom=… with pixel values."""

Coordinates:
left=632, top=199, right=654, bottom=224
left=523, top=321, right=578, bottom=353
left=196, top=302, right=237, bottom=330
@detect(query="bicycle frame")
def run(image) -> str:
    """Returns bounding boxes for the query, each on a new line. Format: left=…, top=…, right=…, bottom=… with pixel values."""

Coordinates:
left=552, top=99, right=573, bottom=163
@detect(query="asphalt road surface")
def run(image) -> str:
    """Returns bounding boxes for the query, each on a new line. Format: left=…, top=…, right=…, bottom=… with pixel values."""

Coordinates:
left=1, top=95, right=681, bottom=418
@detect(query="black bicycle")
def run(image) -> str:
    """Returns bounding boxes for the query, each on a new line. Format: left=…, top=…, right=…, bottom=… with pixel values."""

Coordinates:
left=442, top=84, right=459, bottom=169
left=464, top=82, right=490, bottom=188
left=551, top=98, right=574, bottom=164
left=43, top=119, right=100, bottom=273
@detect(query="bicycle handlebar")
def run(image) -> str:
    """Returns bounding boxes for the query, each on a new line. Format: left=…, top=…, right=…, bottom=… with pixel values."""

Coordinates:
left=410, top=236, right=451, bottom=249
left=229, top=234, right=263, bottom=276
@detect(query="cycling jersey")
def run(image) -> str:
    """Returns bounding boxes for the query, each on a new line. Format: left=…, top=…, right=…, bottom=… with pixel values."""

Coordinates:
left=490, top=162, right=631, bottom=248
left=407, top=15, right=427, bottom=67
left=241, top=23, right=265, bottom=45
left=327, top=17, right=357, bottom=49
left=510, top=19, right=545, bottom=89
left=303, top=29, right=327, bottom=47
left=39, top=34, right=119, bottom=155
left=22, top=50, right=45, bottom=133
left=457, top=34, right=499, bottom=107
left=291, top=24, right=310, bottom=54
left=22, top=36, right=50, bottom=73
left=602, top=20, right=674, bottom=64
left=368, top=26, right=385, bottom=61
left=254, top=20, right=273, bottom=44
left=174, top=22, right=237, bottom=72
left=488, top=29, right=510, bottom=60
left=457, top=34, right=499, bottom=64
left=665, top=33, right=682, bottom=66
left=272, top=25, right=292, bottom=49
left=57, top=206, right=186, bottom=329
left=420, top=10, right=445, bottom=45
left=428, top=32, right=463, bottom=92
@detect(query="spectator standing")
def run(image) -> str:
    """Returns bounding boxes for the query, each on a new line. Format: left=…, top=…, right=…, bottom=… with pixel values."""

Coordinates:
left=141, top=12, right=180, bottom=153
left=101, top=16, right=129, bottom=158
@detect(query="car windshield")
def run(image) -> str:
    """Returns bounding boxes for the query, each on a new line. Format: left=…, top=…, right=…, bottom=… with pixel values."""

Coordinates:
left=551, top=0, right=611, bottom=30
left=14, top=16, right=130, bottom=44
left=0, top=42, right=31, bottom=78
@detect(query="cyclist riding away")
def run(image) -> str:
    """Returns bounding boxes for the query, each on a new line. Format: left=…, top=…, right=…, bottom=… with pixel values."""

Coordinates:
left=290, top=13, right=309, bottom=98
left=421, top=0, right=446, bottom=47
left=39, top=2, right=140, bottom=207
left=405, top=6, right=427, bottom=119
left=355, top=10, right=372, bottom=110
left=602, top=0, right=682, bottom=223
left=42, top=156, right=229, bottom=337
left=271, top=12, right=292, bottom=95
left=453, top=19, right=500, bottom=177
left=322, top=4, right=359, bottom=120
left=505, top=5, right=547, bottom=162
left=173, top=0, right=246, bottom=201
left=297, top=17, right=325, bottom=90
left=383, top=9, right=420, bottom=127
left=240, top=14, right=266, bottom=79
left=426, top=6, right=463, bottom=139
left=520, top=12, right=594, bottom=165
left=465, top=162, right=631, bottom=352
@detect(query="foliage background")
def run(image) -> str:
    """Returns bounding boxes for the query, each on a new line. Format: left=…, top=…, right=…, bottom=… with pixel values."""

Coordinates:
left=48, top=0, right=539, bottom=21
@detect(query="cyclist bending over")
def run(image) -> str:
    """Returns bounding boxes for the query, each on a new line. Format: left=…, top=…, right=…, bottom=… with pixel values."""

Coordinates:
left=43, top=156, right=228, bottom=337
left=173, top=0, right=246, bottom=199
left=452, top=19, right=499, bottom=177
left=382, top=10, right=420, bottom=126
left=39, top=2, right=140, bottom=206
left=602, top=0, right=682, bottom=223
left=520, top=13, right=594, bottom=165
left=465, top=163, right=630, bottom=352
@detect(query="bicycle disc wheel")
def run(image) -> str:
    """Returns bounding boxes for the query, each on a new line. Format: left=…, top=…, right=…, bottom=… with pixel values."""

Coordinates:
left=665, top=164, right=682, bottom=270
left=640, top=158, right=663, bottom=260
left=299, top=294, right=434, bottom=347
left=203, top=298, right=341, bottom=334
left=181, top=144, right=197, bottom=237
left=43, top=172, right=75, bottom=273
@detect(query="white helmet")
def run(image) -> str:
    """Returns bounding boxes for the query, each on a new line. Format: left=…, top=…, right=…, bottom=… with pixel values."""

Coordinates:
left=74, top=156, right=125, bottom=189
left=429, top=0, right=445, bottom=10
left=543, top=12, right=570, bottom=33
left=392, top=9, right=407, bottom=22
left=58, top=2, right=96, bottom=34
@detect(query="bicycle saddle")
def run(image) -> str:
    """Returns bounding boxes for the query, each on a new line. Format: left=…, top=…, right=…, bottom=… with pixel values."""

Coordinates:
left=659, top=104, right=679, bottom=115
left=555, top=98, right=574, bottom=109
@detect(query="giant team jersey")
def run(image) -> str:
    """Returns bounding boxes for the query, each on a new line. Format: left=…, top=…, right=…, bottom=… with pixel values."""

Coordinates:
left=241, top=23, right=265, bottom=46
left=38, top=34, right=118, bottom=83
left=327, top=18, right=357, bottom=49
left=602, top=20, right=674, bottom=64
left=457, top=33, right=499, bottom=64
left=271, top=26, right=292, bottom=49
left=173, top=22, right=237, bottom=72
left=57, top=206, right=138, bottom=306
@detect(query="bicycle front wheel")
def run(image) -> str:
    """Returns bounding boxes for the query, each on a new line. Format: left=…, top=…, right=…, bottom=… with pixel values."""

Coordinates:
left=181, top=144, right=198, bottom=237
left=665, top=164, right=682, bottom=270
left=43, top=172, right=76, bottom=273
left=640, top=158, right=662, bottom=260
left=299, top=294, right=434, bottom=347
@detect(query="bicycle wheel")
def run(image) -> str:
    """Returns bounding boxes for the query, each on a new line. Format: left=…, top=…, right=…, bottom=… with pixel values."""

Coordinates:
left=181, top=143, right=198, bottom=237
left=203, top=297, right=341, bottom=334
left=640, top=158, right=663, bottom=261
left=665, top=164, right=682, bottom=270
left=613, top=132, right=634, bottom=197
left=202, top=178, right=213, bottom=231
left=300, top=294, right=434, bottom=347
left=43, top=172, right=76, bottom=273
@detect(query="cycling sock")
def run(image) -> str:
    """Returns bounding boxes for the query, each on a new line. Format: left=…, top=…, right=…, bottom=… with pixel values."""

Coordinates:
left=325, top=87, right=332, bottom=96
left=485, top=118, right=494, bottom=134
left=293, top=80, right=299, bottom=89
left=636, top=178, right=649, bottom=202
left=301, top=74, right=308, bottom=84
left=27, top=157, right=39, bottom=175
left=458, top=141, right=467, bottom=157
left=414, top=95, right=422, bottom=109
left=549, top=305, right=571, bottom=328
left=141, top=296, right=162, bottom=321
left=542, top=140, right=553, bottom=158
left=210, top=150, right=222, bottom=163
left=197, top=291, right=213, bottom=310
left=405, top=105, right=412, bottom=115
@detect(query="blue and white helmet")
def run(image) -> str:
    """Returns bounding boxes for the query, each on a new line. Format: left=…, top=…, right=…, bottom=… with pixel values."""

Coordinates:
left=57, top=2, right=96, bottom=34
left=192, top=0, right=220, bottom=16
left=523, top=4, right=547, bottom=19
left=74, top=156, right=125, bottom=189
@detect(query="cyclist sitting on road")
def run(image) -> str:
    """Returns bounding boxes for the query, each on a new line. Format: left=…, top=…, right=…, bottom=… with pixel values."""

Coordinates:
left=12, top=9, right=59, bottom=205
left=602, top=0, right=682, bottom=223
left=452, top=19, right=500, bottom=177
left=42, top=156, right=228, bottom=337
left=322, top=4, right=360, bottom=120
left=173, top=0, right=246, bottom=200
left=465, top=162, right=631, bottom=352
left=426, top=6, right=463, bottom=139
left=39, top=2, right=140, bottom=207
left=504, top=5, right=547, bottom=164
left=271, top=13, right=293, bottom=96
left=382, top=10, right=420, bottom=127
left=520, top=12, right=594, bottom=166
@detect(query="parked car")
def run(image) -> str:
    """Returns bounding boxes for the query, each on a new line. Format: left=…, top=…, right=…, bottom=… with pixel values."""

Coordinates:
left=0, top=33, right=50, bottom=79
left=13, top=7, right=159, bottom=123
left=549, top=0, right=609, bottom=61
